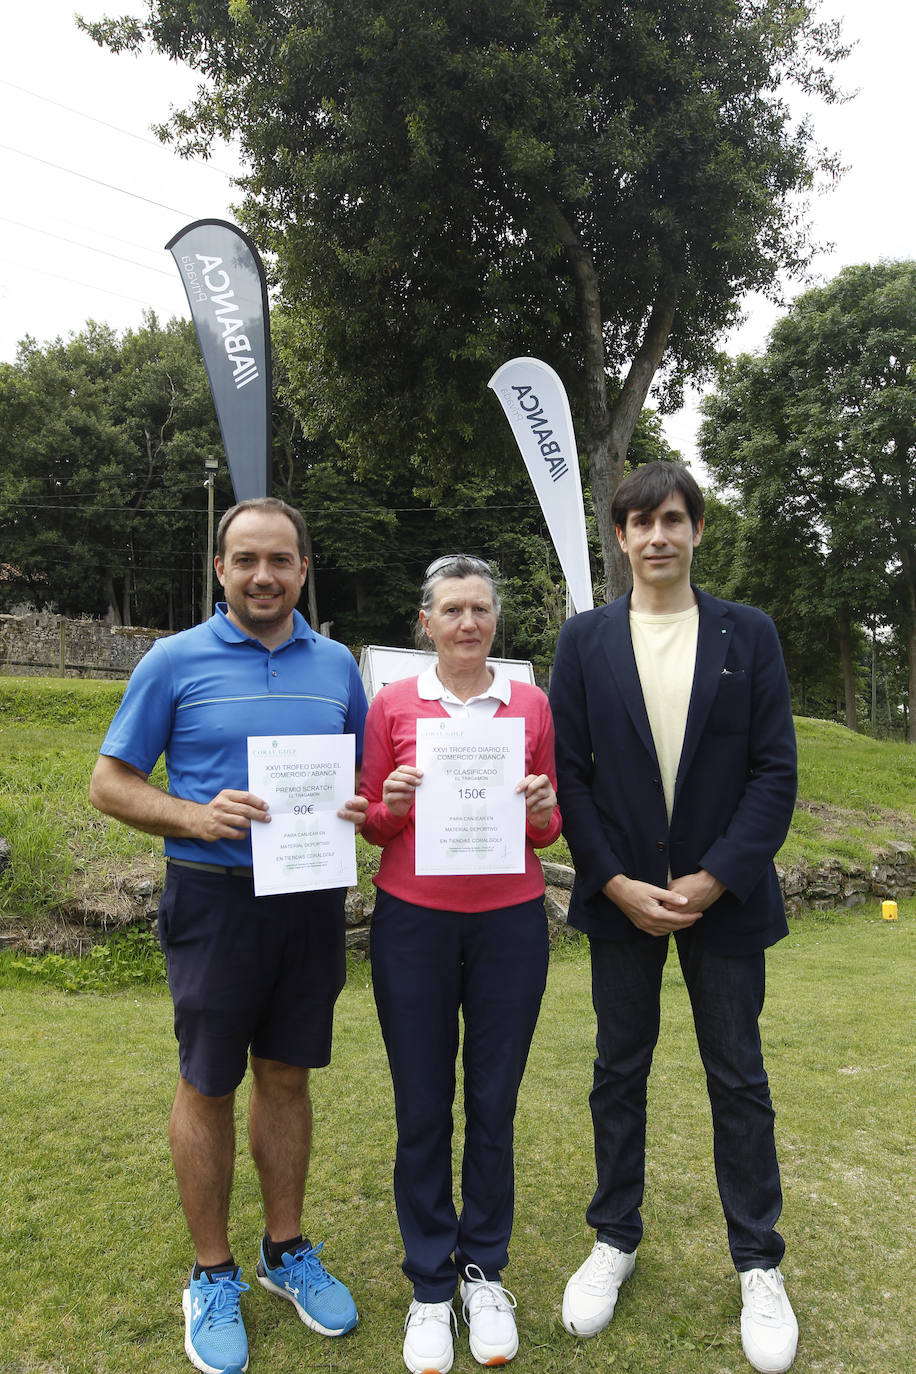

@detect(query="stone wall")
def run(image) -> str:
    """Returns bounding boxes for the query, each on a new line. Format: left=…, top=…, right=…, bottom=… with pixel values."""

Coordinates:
left=778, top=841, right=916, bottom=914
left=342, top=849, right=916, bottom=952
left=0, top=612, right=169, bottom=679
left=4, top=846, right=910, bottom=957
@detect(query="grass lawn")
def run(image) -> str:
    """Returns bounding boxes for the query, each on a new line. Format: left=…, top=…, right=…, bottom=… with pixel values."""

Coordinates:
left=1, top=905, right=914, bottom=1374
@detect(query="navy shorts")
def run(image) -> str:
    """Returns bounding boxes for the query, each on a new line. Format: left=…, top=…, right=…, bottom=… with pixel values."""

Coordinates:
left=157, top=863, right=347, bottom=1097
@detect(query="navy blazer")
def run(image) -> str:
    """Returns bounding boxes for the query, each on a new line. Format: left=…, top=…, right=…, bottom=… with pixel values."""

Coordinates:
left=549, top=588, right=797, bottom=955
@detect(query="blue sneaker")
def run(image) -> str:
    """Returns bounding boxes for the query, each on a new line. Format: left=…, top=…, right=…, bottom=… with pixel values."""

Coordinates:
left=256, top=1238, right=358, bottom=1336
left=182, top=1267, right=250, bottom=1374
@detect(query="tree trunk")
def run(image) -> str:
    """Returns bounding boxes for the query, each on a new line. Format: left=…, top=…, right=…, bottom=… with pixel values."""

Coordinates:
left=276, top=417, right=320, bottom=628
left=104, top=574, right=122, bottom=627
left=908, top=623, right=916, bottom=745
left=838, top=610, right=857, bottom=731
left=585, top=425, right=631, bottom=603
left=278, top=421, right=296, bottom=499
left=897, top=542, right=916, bottom=744
left=303, top=519, right=319, bottom=630
left=121, top=570, right=132, bottom=628
left=546, top=199, right=681, bottom=601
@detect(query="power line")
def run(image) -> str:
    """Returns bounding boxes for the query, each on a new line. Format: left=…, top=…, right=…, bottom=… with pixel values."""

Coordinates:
left=0, top=258, right=164, bottom=309
left=0, top=216, right=176, bottom=278
left=3, top=505, right=209, bottom=516
left=0, top=142, right=196, bottom=217
left=2, top=553, right=536, bottom=576
left=5, top=500, right=541, bottom=515
left=2, top=214, right=171, bottom=261
left=0, top=78, right=239, bottom=180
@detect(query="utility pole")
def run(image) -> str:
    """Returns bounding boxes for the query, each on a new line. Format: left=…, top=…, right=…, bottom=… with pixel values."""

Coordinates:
left=202, top=455, right=219, bottom=622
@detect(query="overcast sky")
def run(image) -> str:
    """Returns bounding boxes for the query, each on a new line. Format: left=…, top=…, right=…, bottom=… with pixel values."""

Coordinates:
left=1, top=1, right=240, bottom=364
left=2, top=1, right=914, bottom=464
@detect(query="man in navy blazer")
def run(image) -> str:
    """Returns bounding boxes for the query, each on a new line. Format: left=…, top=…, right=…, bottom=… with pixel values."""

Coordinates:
left=550, top=462, right=799, bottom=1374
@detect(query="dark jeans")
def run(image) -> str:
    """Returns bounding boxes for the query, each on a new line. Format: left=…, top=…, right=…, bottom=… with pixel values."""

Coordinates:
left=587, top=928, right=785, bottom=1271
left=371, top=889, right=549, bottom=1300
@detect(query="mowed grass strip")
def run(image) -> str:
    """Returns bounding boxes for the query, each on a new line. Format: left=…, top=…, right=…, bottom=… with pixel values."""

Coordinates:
left=1, top=906, right=913, bottom=1373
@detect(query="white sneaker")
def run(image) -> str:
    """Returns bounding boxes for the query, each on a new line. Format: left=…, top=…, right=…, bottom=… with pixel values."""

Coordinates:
left=739, top=1268, right=798, bottom=1373
left=403, top=1299, right=458, bottom=1374
left=460, top=1265, right=519, bottom=1366
left=561, top=1240, right=636, bottom=1337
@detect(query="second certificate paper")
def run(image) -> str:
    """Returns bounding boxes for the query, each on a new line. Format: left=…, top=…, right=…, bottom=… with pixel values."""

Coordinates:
left=414, top=717, right=526, bottom=876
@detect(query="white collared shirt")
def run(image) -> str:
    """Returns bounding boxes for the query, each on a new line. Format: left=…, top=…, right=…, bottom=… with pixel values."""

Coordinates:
left=417, top=662, right=512, bottom=719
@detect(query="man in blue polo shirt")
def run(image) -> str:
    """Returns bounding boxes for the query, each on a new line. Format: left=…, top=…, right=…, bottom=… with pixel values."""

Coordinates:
left=90, top=497, right=369, bottom=1374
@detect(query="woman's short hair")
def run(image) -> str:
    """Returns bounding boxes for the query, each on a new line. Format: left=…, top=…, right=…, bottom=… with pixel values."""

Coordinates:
left=416, top=554, right=501, bottom=646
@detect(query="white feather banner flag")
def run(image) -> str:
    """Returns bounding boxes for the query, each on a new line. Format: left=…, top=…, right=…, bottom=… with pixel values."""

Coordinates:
left=488, top=357, right=593, bottom=613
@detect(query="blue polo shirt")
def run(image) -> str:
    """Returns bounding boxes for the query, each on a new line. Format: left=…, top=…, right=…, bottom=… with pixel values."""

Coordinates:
left=100, top=605, right=368, bottom=867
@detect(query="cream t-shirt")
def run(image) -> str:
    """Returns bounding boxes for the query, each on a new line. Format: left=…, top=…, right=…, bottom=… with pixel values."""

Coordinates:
left=629, top=604, right=699, bottom=821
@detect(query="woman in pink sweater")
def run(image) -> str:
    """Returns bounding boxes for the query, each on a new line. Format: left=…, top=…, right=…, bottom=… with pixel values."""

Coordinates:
left=360, top=554, right=561, bottom=1374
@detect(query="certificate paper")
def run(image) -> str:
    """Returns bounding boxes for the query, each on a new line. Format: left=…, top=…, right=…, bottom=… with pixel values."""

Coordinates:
left=414, top=718, right=526, bottom=876
left=247, top=734, right=356, bottom=896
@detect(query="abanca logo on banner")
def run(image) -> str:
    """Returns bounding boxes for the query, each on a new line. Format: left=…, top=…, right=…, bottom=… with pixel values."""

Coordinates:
left=178, top=253, right=261, bottom=391
left=505, top=384, right=570, bottom=483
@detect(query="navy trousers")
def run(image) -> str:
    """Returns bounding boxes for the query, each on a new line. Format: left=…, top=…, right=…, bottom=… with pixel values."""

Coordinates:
left=587, top=928, right=785, bottom=1271
left=370, top=889, right=549, bottom=1301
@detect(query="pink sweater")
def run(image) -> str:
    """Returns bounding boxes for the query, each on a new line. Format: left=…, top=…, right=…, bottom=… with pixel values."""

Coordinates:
left=360, top=676, right=562, bottom=912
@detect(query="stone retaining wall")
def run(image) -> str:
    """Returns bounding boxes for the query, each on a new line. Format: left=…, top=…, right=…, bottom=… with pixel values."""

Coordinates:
left=343, top=848, right=916, bottom=953
left=0, top=612, right=168, bottom=679
left=778, top=841, right=916, bottom=914
left=3, top=844, right=911, bottom=957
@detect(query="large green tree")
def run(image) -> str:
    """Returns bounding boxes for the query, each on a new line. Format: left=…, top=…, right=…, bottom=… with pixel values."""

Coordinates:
left=696, top=480, right=862, bottom=722
left=84, top=0, right=845, bottom=597
left=0, top=317, right=230, bottom=627
left=1, top=313, right=671, bottom=654
left=700, top=261, right=916, bottom=740
left=0, top=324, right=127, bottom=618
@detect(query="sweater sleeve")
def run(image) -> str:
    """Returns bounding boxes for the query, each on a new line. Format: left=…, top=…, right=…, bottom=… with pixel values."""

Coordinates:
left=359, top=687, right=414, bottom=847
left=522, top=691, right=563, bottom=849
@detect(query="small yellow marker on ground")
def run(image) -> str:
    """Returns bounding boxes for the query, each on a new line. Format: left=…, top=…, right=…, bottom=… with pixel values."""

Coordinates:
left=881, top=900, right=899, bottom=921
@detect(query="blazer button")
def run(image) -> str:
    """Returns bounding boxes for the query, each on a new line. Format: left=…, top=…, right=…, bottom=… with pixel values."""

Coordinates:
left=656, top=841, right=666, bottom=852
